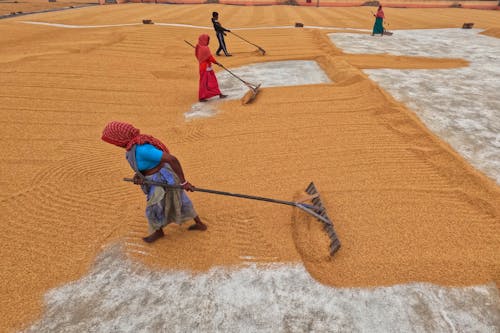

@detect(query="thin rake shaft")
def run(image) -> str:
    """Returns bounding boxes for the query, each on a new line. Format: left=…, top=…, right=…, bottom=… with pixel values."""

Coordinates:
left=230, top=31, right=266, bottom=55
left=216, top=63, right=258, bottom=91
left=123, top=178, right=317, bottom=210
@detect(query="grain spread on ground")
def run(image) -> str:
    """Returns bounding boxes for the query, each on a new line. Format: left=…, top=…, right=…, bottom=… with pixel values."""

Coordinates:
left=0, top=4, right=499, bottom=332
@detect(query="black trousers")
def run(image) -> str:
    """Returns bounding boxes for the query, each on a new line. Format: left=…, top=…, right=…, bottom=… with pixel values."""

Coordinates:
left=216, top=32, right=229, bottom=56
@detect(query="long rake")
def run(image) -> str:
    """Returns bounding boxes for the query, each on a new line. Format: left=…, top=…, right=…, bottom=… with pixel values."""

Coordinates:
left=124, top=178, right=341, bottom=255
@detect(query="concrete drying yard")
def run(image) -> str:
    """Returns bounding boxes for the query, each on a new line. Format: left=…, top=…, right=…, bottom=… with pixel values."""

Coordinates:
left=0, top=3, right=499, bottom=332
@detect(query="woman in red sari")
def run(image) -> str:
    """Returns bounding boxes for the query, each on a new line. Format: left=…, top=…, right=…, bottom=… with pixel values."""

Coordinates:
left=195, top=34, right=227, bottom=102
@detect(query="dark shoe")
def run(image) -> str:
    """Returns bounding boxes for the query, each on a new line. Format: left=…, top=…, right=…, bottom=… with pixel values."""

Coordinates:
left=219, top=94, right=227, bottom=99
left=188, top=223, right=207, bottom=231
left=199, top=99, right=208, bottom=102
left=216, top=52, right=221, bottom=56
left=225, top=54, right=232, bottom=57
left=143, top=229, right=164, bottom=243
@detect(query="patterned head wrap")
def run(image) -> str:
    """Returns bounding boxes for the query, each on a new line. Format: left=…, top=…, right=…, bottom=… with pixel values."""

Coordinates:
left=101, top=121, right=169, bottom=153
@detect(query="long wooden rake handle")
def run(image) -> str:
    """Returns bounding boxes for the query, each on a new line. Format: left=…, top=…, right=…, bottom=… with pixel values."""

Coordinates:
left=123, top=178, right=331, bottom=224
left=216, top=63, right=259, bottom=91
left=229, top=31, right=266, bottom=55
left=125, top=178, right=306, bottom=207
left=184, top=39, right=196, bottom=48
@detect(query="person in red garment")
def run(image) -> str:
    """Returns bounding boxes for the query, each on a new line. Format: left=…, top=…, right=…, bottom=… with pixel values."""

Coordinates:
left=195, top=33, right=227, bottom=102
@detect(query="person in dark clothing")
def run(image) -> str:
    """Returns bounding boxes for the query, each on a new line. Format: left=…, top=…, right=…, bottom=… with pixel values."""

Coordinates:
left=211, top=11, right=232, bottom=57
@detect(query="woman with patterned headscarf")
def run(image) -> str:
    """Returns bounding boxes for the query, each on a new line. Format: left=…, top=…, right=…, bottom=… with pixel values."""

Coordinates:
left=102, top=121, right=207, bottom=243
left=196, top=33, right=227, bottom=102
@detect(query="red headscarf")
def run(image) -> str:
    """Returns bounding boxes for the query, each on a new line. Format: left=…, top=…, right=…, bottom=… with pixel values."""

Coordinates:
left=195, top=34, right=212, bottom=63
left=101, top=121, right=169, bottom=153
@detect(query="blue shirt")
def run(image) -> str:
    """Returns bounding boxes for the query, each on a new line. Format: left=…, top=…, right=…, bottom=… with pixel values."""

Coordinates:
left=135, top=144, right=163, bottom=171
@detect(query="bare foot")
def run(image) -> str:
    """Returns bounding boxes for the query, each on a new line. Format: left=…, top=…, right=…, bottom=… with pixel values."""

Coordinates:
left=143, top=229, right=164, bottom=243
left=188, top=223, right=207, bottom=231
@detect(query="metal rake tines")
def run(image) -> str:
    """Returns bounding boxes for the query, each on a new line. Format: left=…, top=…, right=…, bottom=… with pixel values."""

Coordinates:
left=305, top=182, right=341, bottom=255
left=306, top=182, right=329, bottom=220
left=325, top=224, right=341, bottom=255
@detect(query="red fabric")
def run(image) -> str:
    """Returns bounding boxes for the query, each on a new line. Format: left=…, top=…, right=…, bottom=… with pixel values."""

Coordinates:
left=376, top=8, right=385, bottom=18
left=195, top=34, right=212, bottom=63
left=101, top=121, right=169, bottom=153
left=195, top=34, right=220, bottom=100
left=199, top=55, right=216, bottom=72
left=199, top=69, right=221, bottom=100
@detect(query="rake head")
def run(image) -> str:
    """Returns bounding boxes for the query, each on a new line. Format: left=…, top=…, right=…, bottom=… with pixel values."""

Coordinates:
left=305, top=182, right=341, bottom=256
left=241, top=83, right=261, bottom=105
